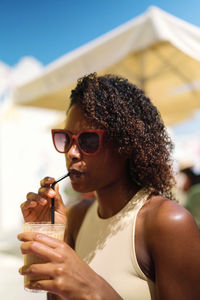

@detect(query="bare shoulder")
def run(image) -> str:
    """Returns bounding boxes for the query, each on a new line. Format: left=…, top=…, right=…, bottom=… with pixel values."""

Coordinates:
left=145, top=195, right=200, bottom=271
left=140, top=195, right=200, bottom=298
left=65, top=198, right=95, bottom=248
left=136, top=195, right=198, bottom=278
left=144, top=195, right=199, bottom=238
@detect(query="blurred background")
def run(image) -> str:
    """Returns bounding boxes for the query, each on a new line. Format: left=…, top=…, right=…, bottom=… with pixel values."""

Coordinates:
left=1, top=1, right=200, bottom=299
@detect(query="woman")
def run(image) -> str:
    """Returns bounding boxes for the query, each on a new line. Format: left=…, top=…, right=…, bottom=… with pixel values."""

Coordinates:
left=18, top=73, right=200, bottom=300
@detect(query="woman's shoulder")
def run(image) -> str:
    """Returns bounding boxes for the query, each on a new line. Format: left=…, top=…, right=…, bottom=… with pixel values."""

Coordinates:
left=139, top=195, right=200, bottom=298
left=65, top=198, right=95, bottom=248
left=141, top=194, right=200, bottom=251
left=144, top=194, right=198, bottom=232
left=136, top=194, right=200, bottom=282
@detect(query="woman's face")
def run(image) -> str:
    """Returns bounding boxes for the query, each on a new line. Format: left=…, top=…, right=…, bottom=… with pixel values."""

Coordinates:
left=65, top=105, right=127, bottom=193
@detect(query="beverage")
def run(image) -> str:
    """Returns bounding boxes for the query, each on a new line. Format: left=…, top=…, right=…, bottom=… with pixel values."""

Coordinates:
left=23, top=222, right=66, bottom=292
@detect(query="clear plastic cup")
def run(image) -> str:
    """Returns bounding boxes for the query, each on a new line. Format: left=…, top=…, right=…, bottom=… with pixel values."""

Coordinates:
left=23, top=222, right=66, bottom=292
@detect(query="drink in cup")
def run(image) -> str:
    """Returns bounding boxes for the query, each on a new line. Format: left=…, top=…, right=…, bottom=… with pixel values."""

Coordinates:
left=23, top=222, right=66, bottom=292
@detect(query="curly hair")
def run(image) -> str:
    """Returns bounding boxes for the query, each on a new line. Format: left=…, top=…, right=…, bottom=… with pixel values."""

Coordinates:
left=69, top=73, right=175, bottom=199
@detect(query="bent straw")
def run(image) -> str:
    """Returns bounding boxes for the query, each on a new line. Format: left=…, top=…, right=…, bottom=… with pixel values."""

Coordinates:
left=50, top=173, right=69, bottom=224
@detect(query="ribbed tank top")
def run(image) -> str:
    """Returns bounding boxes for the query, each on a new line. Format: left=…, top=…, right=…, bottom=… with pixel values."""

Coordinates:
left=75, top=188, right=156, bottom=300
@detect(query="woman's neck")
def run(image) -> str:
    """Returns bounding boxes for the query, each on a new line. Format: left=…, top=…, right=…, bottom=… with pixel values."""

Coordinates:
left=95, top=175, right=140, bottom=219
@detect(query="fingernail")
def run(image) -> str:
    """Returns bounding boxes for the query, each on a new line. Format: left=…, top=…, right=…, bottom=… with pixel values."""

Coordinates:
left=25, top=281, right=31, bottom=288
left=17, top=234, right=22, bottom=240
left=19, top=266, right=29, bottom=274
left=49, top=190, right=56, bottom=196
left=31, top=282, right=41, bottom=289
left=40, top=199, right=46, bottom=203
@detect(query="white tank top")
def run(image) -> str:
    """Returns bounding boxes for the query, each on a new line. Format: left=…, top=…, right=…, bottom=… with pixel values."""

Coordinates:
left=75, top=188, right=156, bottom=300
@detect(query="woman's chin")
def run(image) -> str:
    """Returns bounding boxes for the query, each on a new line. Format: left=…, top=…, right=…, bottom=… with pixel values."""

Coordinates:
left=71, top=182, right=94, bottom=194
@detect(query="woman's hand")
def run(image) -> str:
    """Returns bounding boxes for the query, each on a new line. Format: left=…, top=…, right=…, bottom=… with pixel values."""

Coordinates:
left=17, top=232, right=121, bottom=300
left=21, top=177, right=67, bottom=224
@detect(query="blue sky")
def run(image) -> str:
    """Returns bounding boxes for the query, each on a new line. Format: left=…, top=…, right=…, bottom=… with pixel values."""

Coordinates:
left=1, top=0, right=200, bottom=66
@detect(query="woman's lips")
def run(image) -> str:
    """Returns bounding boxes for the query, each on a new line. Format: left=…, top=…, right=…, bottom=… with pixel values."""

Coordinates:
left=69, top=169, right=85, bottom=181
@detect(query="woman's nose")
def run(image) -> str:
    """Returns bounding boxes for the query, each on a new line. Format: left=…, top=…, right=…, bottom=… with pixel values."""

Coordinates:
left=66, top=142, right=81, bottom=161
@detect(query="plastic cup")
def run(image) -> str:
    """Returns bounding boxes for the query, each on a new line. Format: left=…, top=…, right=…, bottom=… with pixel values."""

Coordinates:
left=23, top=222, right=66, bottom=292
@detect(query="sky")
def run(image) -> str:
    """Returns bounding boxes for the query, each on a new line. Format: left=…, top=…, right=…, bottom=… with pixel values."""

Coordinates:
left=1, top=0, right=200, bottom=66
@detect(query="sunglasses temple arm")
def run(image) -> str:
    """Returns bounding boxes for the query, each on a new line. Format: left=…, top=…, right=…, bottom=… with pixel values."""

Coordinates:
left=50, top=172, right=70, bottom=224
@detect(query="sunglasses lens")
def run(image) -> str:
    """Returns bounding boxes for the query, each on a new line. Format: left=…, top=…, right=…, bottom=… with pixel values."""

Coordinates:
left=54, top=132, right=71, bottom=152
left=78, top=132, right=100, bottom=153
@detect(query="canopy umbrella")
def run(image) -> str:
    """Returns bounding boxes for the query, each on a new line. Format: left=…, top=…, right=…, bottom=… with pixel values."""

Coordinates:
left=13, top=6, right=200, bottom=126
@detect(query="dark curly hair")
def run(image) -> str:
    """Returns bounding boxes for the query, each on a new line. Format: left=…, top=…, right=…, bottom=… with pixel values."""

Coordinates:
left=69, top=73, right=175, bottom=199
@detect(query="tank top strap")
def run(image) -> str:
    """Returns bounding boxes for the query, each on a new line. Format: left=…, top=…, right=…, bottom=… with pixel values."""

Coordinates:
left=130, top=188, right=152, bottom=280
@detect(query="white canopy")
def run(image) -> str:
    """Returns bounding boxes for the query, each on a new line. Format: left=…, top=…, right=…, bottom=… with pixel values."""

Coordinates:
left=13, top=6, right=200, bottom=106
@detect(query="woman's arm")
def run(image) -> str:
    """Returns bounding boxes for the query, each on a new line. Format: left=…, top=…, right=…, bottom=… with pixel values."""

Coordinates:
left=148, top=198, right=200, bottom=300
left=47, top=198, right=94, bottom=300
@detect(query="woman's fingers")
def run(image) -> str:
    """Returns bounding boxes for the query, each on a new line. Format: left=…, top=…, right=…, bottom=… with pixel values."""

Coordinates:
left=24, top=279, right=60, bottom=294
left=23, top=192, right=48, bottom=208
left=20, top=193, right=49, bottom=220
left=20, top=241, right=61, bottom=260
left=18, top=232, right=67, bottom=251
left=19, top=262, right=57, bottom=277
left=18, top=232, right=69, bottom=295
left=20, top=176, right=67, bottom=225
left=39, top=184, right=67, bottom=215
left=20, top=199, right=36, bottom=211
left=20, top=262, right=60, bottom=294
left=40, top=177, right=55, bottom=187
left=19, top=237, right=63, bottom=262
left=38, top=183, right=65, bottom=210
left=18, top=232, right=63, bottom=247
left=38, top=187, right=56, bottom=198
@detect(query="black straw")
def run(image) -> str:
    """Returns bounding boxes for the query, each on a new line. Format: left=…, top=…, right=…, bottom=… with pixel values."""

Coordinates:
left=50, top=173, right=69, bottom=224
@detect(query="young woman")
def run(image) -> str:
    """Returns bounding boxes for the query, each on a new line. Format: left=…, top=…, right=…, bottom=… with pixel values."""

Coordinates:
left=18, top=73, right=200, bottom=300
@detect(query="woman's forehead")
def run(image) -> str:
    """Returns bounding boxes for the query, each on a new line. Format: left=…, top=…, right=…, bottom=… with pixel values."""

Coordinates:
left=65, top=105, right=96, bottom=132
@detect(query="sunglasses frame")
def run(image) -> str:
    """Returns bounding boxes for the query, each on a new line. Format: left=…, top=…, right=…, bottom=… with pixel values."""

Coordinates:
left=51, top=129, right=105, bottom=156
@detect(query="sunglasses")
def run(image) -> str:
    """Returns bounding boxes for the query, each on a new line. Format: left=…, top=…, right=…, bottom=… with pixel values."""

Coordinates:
left=51, top=129, right=105, bottom=156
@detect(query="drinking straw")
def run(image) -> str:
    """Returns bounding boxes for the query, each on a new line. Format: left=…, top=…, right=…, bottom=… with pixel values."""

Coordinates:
left=50, top=173, right=69, bottom=224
